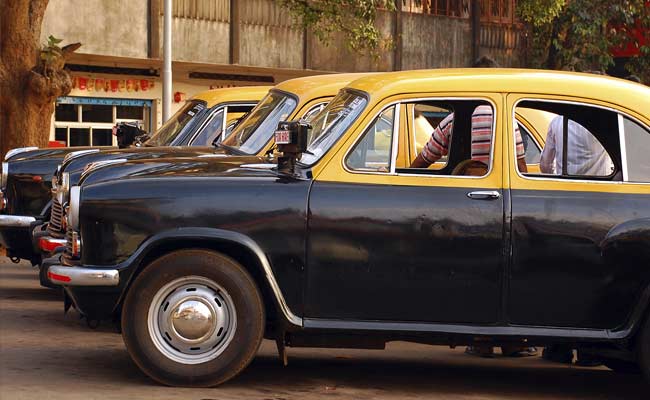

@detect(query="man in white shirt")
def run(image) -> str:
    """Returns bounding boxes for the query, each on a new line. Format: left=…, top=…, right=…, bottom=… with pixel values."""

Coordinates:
left=540, top=116, right=613, bottom=176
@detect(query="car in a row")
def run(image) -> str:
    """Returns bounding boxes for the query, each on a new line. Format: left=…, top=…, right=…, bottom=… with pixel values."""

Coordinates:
left=5, top=69, right=650, bottom=388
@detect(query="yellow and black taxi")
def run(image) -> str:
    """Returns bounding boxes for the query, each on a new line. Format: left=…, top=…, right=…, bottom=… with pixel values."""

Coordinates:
left=0, top=86, right=270, bottom=264
left=47, top=69, right=650, bottom=386
left=35, top=74, right=367, bottom=275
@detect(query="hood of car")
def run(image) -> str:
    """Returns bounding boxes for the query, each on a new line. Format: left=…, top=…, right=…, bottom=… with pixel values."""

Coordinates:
left=78, top=155, right=283, bottom=187
left=63, top=146, right=224, bottom=185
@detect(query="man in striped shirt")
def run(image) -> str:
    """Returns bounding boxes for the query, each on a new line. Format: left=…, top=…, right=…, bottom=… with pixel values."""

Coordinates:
left=410, top=104, right=528, bottom=173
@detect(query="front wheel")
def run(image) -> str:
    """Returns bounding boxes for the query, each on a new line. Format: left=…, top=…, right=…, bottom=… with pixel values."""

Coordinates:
left=121, top=249, right=265, bottom=387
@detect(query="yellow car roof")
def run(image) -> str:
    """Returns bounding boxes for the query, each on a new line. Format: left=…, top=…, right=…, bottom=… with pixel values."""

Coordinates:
left=346, top=69, right=650, bottom=119
left=274, top=73, right=375, bottom=105
left=192, top=86, right=271, bottom=107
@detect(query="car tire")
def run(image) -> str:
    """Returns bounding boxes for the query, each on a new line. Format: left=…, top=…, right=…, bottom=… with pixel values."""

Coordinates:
left=121, top=249, right=265, bottom=387
left=640, top=310, right=650, bottom=383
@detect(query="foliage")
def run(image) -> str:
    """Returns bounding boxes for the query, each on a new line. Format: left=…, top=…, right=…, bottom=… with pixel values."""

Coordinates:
left=39, top=35, right=64, bottom=76
left=277, top=0, right=396, bottom=54
left=517, top=0, right=650, bottom=82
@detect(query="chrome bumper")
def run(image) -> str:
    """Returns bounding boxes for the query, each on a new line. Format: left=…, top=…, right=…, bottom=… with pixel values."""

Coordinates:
left=0, top=215, right=36, bottom=228
left=48, top=265, right=120, bottom=286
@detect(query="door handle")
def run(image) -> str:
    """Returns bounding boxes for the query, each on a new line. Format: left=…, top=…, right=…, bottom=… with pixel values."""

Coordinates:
left=467, top=190, right=500, bottom=200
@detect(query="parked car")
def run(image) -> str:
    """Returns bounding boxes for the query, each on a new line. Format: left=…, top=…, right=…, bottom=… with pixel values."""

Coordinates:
left=0, top=86, right=270, bottom=264
left=47, top=69, right=650, bottom=386
left=33, top=73, right=370, bottom=286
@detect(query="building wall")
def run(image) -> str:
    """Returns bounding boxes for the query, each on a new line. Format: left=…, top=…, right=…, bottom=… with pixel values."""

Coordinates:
left=401, top=13, right=473, bottom=70
left=41, top=0, right=148, bottom=59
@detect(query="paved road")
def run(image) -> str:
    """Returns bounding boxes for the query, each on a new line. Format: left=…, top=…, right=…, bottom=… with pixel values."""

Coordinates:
left=0, top=259, right=647, bottom=400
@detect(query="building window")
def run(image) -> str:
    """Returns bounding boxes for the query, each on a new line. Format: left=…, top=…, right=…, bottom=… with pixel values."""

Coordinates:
left=53, top=97, right=152, bottom=147
left=401, top=0, right=516, bottom=24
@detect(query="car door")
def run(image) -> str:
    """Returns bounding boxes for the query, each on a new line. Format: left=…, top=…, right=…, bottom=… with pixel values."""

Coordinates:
left=506, top=94, right=650, bottom=330
left=305, top=94, right=506, bottom=325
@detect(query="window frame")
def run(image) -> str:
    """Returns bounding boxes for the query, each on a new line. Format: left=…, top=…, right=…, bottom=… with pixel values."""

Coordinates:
left=186, top=102, right=258, bottom=146
left=343, top=103, right=400, bottom=174
left=341, top=96, right=499, bottom=180
left=510, top=97, right=650, bottom=187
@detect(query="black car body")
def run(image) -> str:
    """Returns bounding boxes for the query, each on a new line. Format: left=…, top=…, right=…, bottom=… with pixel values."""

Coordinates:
left=47, top=70, right=650, bottom=387
left=0, top=87, right=268, bottom=263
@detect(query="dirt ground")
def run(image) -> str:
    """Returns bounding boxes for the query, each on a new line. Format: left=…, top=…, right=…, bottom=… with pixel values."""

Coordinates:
left=0, top=259, right=647, bottom=400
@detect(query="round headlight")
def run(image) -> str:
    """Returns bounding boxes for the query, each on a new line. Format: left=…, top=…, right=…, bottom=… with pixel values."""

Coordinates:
left=67, top=186, right=81, bottom=230
left=1, top=162, right=7, bottom=190
left=56, top=172, right=70, bottom=205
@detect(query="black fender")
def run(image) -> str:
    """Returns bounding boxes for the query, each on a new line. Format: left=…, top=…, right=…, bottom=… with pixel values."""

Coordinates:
left=601, top=218, right=650, bottom=339
left=113, top=227, right=302, bottom=327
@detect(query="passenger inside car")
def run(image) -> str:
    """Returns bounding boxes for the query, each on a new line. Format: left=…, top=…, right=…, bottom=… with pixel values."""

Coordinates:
left=515, top=100, right=621, bottom=181
left=405, top=100, right=527, bottom=176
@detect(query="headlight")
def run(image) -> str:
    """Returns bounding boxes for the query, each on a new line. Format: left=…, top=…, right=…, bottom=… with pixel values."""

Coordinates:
left=51, top=165, right=62, bottom=192
left=4, top=147, right=38, bottom=161
left=67, top=186, right=81, bottom=230
left=56, top=172, right=70, bottom=205
left=1, top=162, right=7, bottom=191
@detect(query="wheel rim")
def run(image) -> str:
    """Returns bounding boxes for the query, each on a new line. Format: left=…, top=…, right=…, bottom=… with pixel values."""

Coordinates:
left=147, top=276, right=237, bottom=364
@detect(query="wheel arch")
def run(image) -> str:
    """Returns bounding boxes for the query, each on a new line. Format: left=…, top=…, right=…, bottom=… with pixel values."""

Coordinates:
left=117, top=228, right=302, bottom=331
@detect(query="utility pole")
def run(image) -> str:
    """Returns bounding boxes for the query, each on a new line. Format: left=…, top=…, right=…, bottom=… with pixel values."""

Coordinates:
left=162, top=0, right=172, bottom=122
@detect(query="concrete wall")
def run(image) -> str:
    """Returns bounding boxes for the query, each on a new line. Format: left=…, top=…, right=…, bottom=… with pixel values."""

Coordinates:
left=238, top=0, right=304, bottom=69
left=41, top=0, right=148, bottom=58
left=401, top=13, right=473, bottom=70
left=308, top=11, right=394, bottom=72
left=168, top=18, right=230, bottom=64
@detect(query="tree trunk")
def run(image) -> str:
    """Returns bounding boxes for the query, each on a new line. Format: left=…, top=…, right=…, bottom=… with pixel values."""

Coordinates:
left=0, top=0, right=78, bottom=159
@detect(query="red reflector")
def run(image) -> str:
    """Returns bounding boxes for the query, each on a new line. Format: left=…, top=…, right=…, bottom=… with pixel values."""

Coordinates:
left=32, top=175, right=43, bottom=182
left=48, top=271, right=71, bottom=283
left=39, top=237, right=64, bottom=253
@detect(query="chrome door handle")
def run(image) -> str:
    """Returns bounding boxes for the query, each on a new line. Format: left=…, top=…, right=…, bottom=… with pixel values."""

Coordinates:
left=467, top=190, right=500, bottom=200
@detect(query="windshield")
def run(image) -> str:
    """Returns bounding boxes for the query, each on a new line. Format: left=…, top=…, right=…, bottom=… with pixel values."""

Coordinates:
left=221, top=91, right=297, bottom=154
left=299, top=91, right=367, bottom=165
left=145, top=100, right=208, bottom=146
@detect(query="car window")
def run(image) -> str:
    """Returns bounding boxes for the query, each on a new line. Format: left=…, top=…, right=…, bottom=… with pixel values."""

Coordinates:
left=400, top=100, right=495, bottom=177
left=515, top=100, right=617, bottom=180
left=412, top=104, right=452, bottom=168
left=518, top=123, right=541, bottom=164
left=346, top=106, right=395, bottom=172
left=302, top=102, right=327, bottom=123
left=299, top=92, right=367, bottom=166
left=190, top=108, right=224, bottom=146
left=221, top=91, right=297, bottom=154
left=622, top=117, right=650, bottom=183
left=145, top=100, right=207, bottom=146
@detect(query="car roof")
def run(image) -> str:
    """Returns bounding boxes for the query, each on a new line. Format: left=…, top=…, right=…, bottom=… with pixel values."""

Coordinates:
left=274, top=73, right=375, bottom=103
left=192, top=86, right=272, bottom=107
left=345, top=69, right=650, bottom=117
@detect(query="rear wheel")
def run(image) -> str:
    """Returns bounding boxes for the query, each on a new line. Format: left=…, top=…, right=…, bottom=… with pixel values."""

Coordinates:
left=640, top=311, right=650, bottom=383
left=603, top=359, right=641, bottom=375
left=121, top=249, right=265, bottom=387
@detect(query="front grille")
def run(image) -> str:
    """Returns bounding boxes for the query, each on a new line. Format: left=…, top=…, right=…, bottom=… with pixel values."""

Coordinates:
left=48, top=198, right=65, bottom=237
left=64, top=227, right=74, bottom=257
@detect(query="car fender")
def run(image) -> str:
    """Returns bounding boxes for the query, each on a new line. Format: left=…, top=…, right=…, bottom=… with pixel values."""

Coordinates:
left=117, top=227, right=302, bottom=327
left=601, top=218, right=650, bottom=337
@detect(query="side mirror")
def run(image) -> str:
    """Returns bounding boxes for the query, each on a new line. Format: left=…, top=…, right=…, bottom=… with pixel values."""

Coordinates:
left=113, top=122, right=148, bottom=148
left=274, top=120, right=310, bottom=175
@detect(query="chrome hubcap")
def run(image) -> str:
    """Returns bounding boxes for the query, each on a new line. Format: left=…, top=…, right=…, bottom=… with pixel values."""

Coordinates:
left=170, top=299, right=215, bottom=342
left=148, top=276, right=237, bottom=364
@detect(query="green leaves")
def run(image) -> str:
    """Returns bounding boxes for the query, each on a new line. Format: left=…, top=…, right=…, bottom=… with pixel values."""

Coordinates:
left=518, top=0, right=650, bottom=82
left=277, top=0, right=395, bottom=55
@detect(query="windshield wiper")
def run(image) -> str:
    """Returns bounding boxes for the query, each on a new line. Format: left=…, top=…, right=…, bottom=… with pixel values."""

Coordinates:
left=215, top=141, right=247, bottom=155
